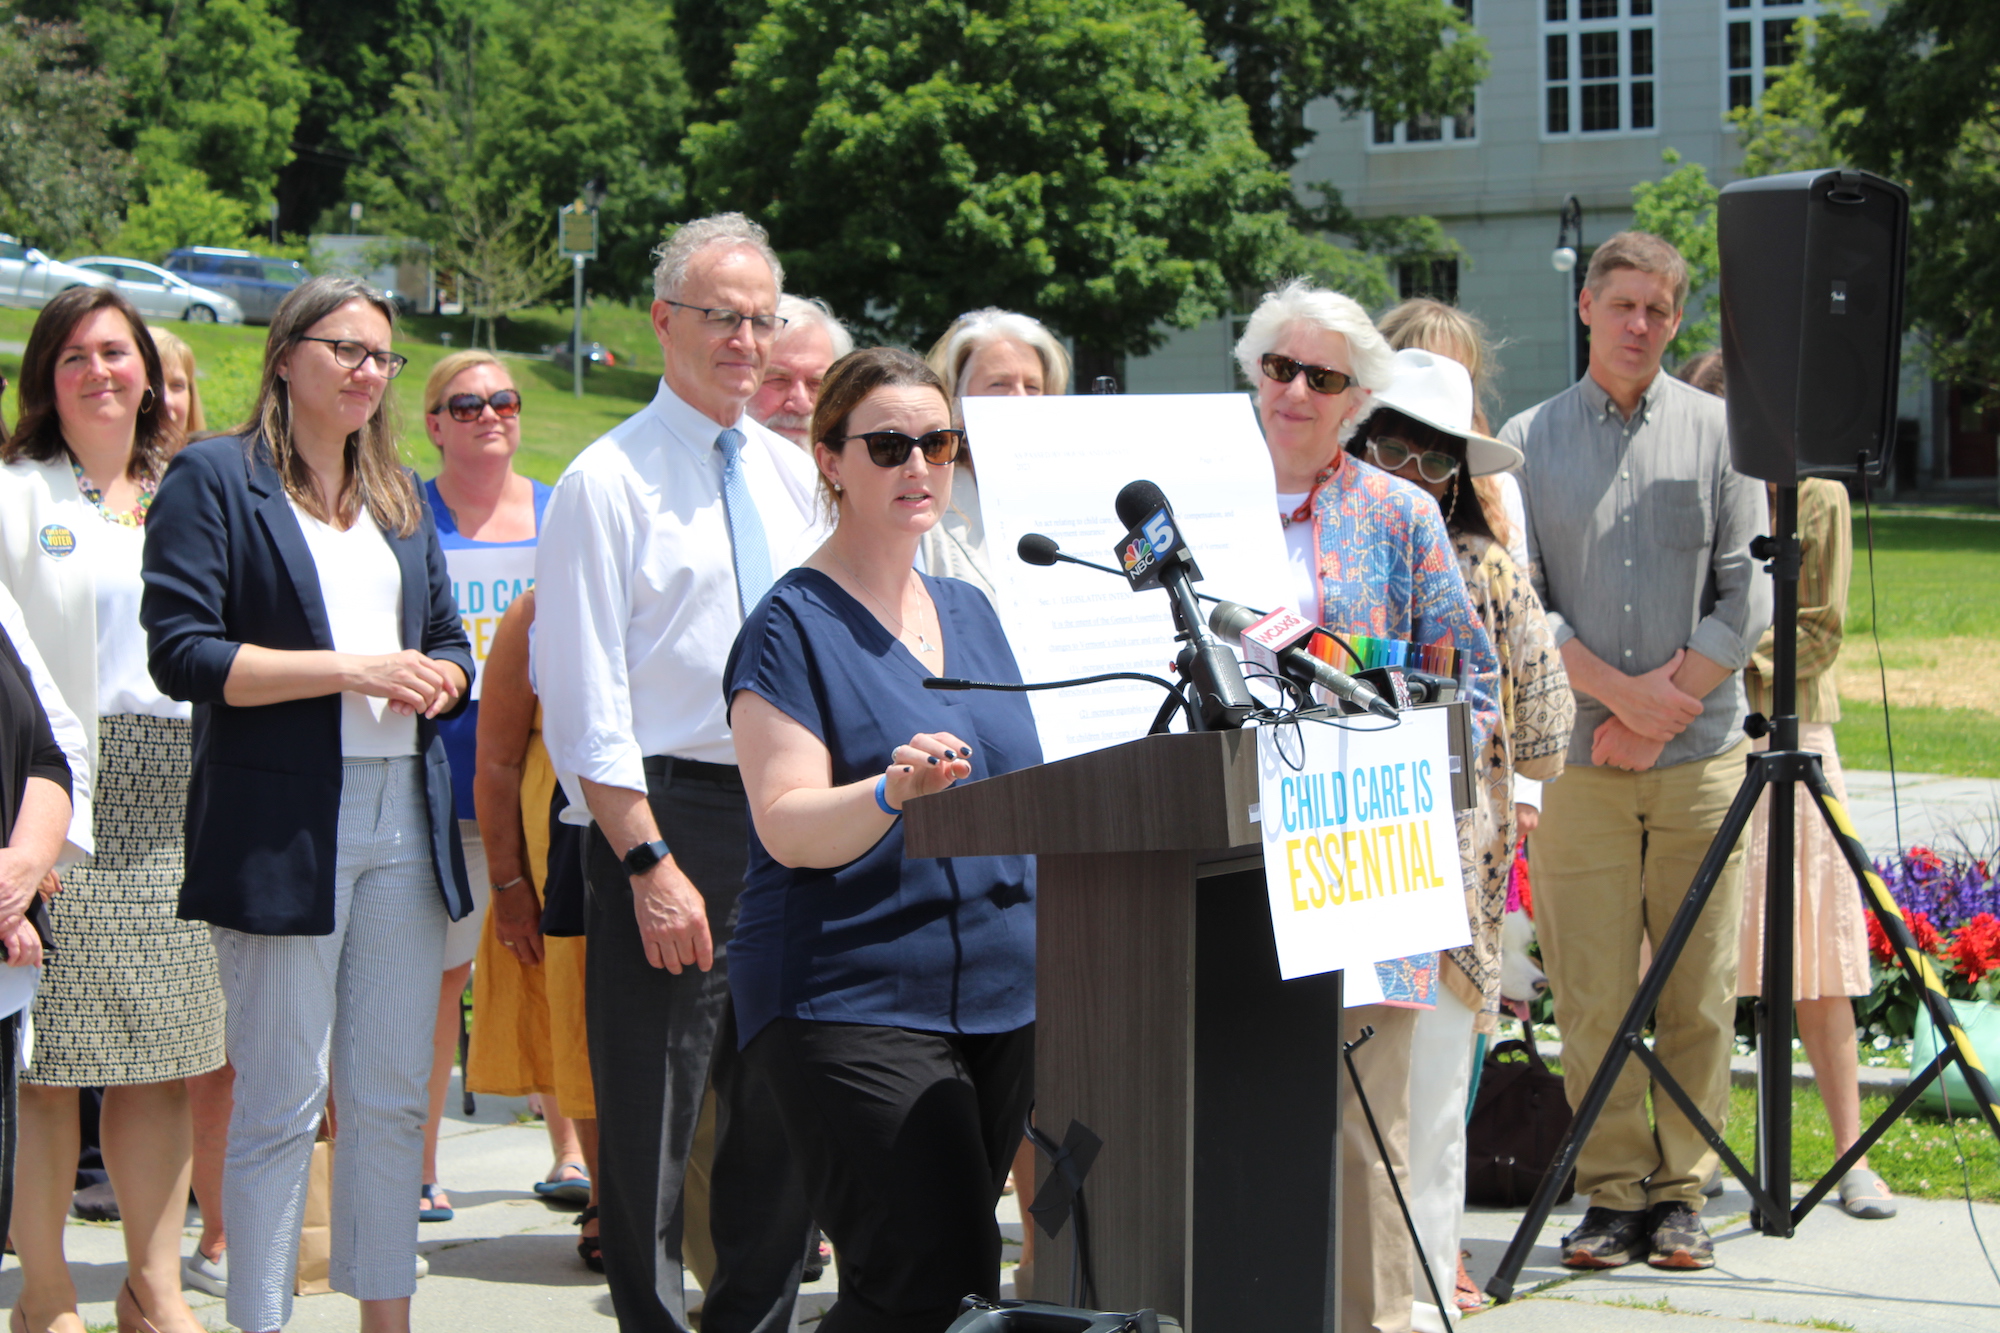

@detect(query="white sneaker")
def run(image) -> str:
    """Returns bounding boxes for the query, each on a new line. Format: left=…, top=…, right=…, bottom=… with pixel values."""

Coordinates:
left=416, top=1253, right=430, bottom=1280
left=184, top=1247, right=228, bottom=1297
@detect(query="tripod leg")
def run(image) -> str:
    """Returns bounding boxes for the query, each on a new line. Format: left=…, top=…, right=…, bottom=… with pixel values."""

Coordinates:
left=1485, top=760, right=1769, bottom=1302
left=1801, top=772, right=2000, bottom=1142
left=1794, top=1048, right=1956, bottom=1220
left=1342, top=1031, right=1452, bottom=1323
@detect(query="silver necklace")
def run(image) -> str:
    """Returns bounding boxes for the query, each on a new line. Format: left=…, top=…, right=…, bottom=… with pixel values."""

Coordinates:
left=832, top=557, right=937, bottom=655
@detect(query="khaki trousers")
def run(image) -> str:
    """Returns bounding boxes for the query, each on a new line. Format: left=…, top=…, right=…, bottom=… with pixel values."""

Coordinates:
left=1342, top=1003, right=1417, bottom=1333
left=1531, top=739, right=1749, bottom=1213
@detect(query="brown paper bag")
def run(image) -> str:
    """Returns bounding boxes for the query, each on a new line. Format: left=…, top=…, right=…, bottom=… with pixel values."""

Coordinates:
left=294, top=1138, right=335, bottom=1295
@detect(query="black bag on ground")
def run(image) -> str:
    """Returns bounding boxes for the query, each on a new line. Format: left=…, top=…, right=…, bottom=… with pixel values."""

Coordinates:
left=1465, top=1021, right=1576, bottom=1208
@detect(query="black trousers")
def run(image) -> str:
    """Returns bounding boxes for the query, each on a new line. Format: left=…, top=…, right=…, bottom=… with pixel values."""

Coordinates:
left=745, top=1018, right=1035, bottom=1333
left=584, top=760, right=811, bottom=1333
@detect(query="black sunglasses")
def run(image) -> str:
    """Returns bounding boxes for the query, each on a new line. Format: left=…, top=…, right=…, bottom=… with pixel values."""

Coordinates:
left=433, top=389, right=523, bottom=422
left=828, top=429, right=966, bottom=468
left=1260, top=352, right=1354, bottom=396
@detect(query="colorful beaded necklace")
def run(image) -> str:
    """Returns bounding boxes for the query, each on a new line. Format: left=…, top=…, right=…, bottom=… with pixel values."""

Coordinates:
left=1280, top=463, right=1338, bottom=529
left=71, top=456, right=158, bottom=528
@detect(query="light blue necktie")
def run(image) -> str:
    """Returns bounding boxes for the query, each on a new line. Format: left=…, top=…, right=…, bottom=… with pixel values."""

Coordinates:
left=716, top=428, right=774, bottom=617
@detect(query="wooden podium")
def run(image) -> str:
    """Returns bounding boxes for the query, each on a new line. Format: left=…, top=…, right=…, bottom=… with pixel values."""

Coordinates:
left=905, top=728, right=1345, bottom=1332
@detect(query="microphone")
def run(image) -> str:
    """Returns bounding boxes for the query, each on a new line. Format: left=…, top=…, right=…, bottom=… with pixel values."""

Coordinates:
left=1111, top=480, right=1255, bottom=730
left=1016, top=533, right=1126, bottom=579
left=1207, top=601, right=1400, bottom=721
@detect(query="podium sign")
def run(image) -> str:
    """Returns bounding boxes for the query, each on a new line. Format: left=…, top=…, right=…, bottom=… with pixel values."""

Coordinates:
left=1256, top=709, right=1469, bottom=980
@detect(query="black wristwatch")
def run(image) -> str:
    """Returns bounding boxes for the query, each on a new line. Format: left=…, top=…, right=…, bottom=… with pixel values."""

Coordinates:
left=621, top=839, right=671, bottom=877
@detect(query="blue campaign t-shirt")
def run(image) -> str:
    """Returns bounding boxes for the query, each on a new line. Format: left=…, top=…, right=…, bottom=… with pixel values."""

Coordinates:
left=424, top=476, right=553, bottom=820
left=723, top=568, right=1043, bottom=1045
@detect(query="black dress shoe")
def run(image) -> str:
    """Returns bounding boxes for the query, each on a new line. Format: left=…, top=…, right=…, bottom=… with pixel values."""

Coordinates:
left=72, top=1180, right=121, bottom=1222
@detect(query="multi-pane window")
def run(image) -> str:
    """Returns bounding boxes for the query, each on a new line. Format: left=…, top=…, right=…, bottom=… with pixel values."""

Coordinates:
left=1371, top=2, right=1479, bottom=149
left=1725, top=1, right=1821, bottom=113
left=1397, top=259, right=1461, bottom=307
left=1543, top=0, right=1656, bottom=137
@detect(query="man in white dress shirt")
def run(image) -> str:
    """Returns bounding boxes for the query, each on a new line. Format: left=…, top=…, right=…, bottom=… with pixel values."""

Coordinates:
left=536, top=213, right=820, bottom=1333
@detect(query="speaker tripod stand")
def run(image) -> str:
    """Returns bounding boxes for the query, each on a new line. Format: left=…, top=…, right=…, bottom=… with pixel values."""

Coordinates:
left=1487, top=484, right=2000, bottom=1302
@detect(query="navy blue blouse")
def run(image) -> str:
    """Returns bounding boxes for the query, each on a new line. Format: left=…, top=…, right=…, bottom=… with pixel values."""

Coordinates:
left=723, top=568, right=1042, bottom=1046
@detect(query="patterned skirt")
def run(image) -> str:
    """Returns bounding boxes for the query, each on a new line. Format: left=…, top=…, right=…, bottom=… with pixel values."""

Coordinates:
left=25, top=713, right=226, bottom=1086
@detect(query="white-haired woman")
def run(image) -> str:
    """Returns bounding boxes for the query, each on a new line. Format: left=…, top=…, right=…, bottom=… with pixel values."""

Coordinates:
left=917, top=309, right=1072, bottom=598
left=1235, top=279, right=1501, bottom=1333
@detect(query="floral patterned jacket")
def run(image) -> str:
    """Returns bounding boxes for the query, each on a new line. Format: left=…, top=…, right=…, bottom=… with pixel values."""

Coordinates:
left=1442, top=532, right=1574, bottom=1030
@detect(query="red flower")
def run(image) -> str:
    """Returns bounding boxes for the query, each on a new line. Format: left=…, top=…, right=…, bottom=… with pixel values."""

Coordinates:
left=1866, top=912, right=1895, bottom=963
left=1947, top=913, right=2000, bottom=984
left=1908, top=910, right=1943, bottom=955
left=1908, top=845, right=1944, bottom=873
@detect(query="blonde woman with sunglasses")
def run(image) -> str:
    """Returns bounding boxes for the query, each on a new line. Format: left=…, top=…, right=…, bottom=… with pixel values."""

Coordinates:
left=414, top=352, right=575, bottom=1225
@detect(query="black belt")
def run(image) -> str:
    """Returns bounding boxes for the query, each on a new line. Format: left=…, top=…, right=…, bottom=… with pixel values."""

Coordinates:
left=642, top=755, right=743, bottom=789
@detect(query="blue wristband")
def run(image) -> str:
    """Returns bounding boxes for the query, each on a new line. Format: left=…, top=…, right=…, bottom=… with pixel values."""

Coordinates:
left=874, top=774, right=899, bottom=816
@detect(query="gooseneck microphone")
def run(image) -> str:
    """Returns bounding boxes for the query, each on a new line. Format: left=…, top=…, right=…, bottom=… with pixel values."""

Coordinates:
left=1111, top=481, right=1256, bottom=730
left=1206, top=601, right=1400, bottom=721
left=1016, top=533, right=1126, bottom=579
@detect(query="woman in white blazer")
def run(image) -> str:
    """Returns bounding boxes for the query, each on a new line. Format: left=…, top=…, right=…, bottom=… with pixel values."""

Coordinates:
left=0, top=286, right=225, bottom=1333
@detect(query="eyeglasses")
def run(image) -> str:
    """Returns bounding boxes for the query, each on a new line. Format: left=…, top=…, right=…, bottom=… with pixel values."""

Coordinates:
left=1367, top=436, right=1461, bottom=484
left=432, top=389, right=523, bottom=422
left=663, top=300, right=788, bottom=340
left=1260, top=353, right=1354, bottom=396
left=828, top=429, right=967, bottom=468
left=297, top=336, right=408, bottom=379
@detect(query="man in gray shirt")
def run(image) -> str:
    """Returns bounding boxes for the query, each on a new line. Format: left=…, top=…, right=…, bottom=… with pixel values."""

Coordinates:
left=1502, top=232, right=1770, bottom=1274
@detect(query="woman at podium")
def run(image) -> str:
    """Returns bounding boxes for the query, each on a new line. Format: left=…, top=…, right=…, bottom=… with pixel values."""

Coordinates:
left=724, top=346, right=1044, bottom=1331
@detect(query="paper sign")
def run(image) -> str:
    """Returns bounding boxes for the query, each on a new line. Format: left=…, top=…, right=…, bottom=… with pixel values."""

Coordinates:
left=1255, top=708, right=1469, bottom=981
left=962, top=394, right=1293, bottom=762
left=444, top=545, right=536, bottom=699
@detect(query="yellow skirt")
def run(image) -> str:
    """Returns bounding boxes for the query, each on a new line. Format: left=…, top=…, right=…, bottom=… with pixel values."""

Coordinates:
left=466, top=729, right=596, bottom=1117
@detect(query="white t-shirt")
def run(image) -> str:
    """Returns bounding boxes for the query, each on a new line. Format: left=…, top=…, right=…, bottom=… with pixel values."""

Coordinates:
left=289, top=501, right=416, bottom=758
left=1276, top=491, right=1319, bottom=623
left=93, top=518, right=188, bottom=719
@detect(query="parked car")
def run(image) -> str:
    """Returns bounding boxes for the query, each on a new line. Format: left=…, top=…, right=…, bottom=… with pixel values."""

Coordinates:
left=0, top=234, right=114, bottom=309
left=162, top=247, right=307, bottom=324
left=546, top=339, right=617, bottom=372
left=67, top=257, right=245, bottom=324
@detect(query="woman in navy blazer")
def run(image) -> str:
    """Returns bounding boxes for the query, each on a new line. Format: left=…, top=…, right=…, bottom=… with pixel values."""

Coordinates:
left=141, top=276, right=472, bottom=1333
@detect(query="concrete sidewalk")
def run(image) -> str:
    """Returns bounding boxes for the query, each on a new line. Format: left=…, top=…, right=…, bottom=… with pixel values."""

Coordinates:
left=1842, top=769, right=2000, bottom=861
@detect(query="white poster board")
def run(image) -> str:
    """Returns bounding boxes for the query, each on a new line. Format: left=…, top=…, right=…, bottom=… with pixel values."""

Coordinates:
left=962, top=394, right=1292, bottom=762
left=444, top=545, right=536, bottom=699
left=1254, top=708, right=1468, bottom=983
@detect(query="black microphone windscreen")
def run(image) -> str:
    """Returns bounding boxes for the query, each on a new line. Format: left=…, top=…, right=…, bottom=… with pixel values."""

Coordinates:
left=1206, top=600, right=1260, bottom=641
left=1017, top=533, right=1062, bottom=566
left=1114, top=479, right=1170, bottom=530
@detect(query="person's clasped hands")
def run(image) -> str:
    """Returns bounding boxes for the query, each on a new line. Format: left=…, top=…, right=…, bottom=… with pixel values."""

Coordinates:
left=350, top=648, right=465, bottom=718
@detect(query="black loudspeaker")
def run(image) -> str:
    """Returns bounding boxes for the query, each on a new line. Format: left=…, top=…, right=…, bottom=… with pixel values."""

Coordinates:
left=1717, top=168, right=1909, bottom=482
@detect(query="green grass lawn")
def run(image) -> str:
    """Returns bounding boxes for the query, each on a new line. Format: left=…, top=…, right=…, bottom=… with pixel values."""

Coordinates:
left=1719, top=1080, right=2000, bottom=1204
left=1846, top=511, right=2000, bottom=641
left=1832, top=701, right=2000, bottom=780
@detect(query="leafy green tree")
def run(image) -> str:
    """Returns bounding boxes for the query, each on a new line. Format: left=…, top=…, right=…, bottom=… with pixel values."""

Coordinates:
left=1630, top=150, right=1720, bottom=366
left=108, top=165, right=255, bottom=260
left=1187, top=0, right=1487, bottom=166
left=686, top=0, right=1314, bottom=361
left=0, top=13, right=130, bottom=250
left=25, top=0, right=306, bottom=209
left=359, top=0, right=689, bottom=301
left=1802, top=0, right=2000, bottom=393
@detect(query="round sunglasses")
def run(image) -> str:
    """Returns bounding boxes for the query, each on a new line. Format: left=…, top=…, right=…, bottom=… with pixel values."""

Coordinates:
left=431, top=389, right=523, bottom=422
left=828, top=428, right=966, bottom=468
left=1367, top=436, right=1461, bottom=484
left=1260, top=352, right=1355, bottom=396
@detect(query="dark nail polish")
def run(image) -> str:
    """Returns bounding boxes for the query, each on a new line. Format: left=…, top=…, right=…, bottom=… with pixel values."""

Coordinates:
left=928, top=756, right=938, bottom=765
left=904, top=765, right=914, bottom=772
left=959, top=747, right=971, bottom=757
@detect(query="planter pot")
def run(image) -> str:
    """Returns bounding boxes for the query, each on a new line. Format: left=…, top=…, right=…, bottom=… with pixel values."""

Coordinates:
left=1908, top=996, right=2000, bottom=1114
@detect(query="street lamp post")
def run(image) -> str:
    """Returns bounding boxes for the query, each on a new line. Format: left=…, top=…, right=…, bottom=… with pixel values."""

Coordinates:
left=1552, top=195, right=1584, bottom=380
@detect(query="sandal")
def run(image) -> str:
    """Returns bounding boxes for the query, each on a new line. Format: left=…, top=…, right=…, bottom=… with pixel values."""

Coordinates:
left=1838, top=1167, right=1897, bottom=1220
left=420, top=1183, right=454, bottom=1223
left=577, top=1205, right=604, bottom=1272
left=1454, top=1250, right=1486, bottom=1312
left=533, top=1161, right=592, bottom=1207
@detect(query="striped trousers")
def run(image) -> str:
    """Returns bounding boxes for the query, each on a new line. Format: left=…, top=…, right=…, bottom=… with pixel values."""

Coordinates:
left=211, top=757, right=449, bottom=1331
